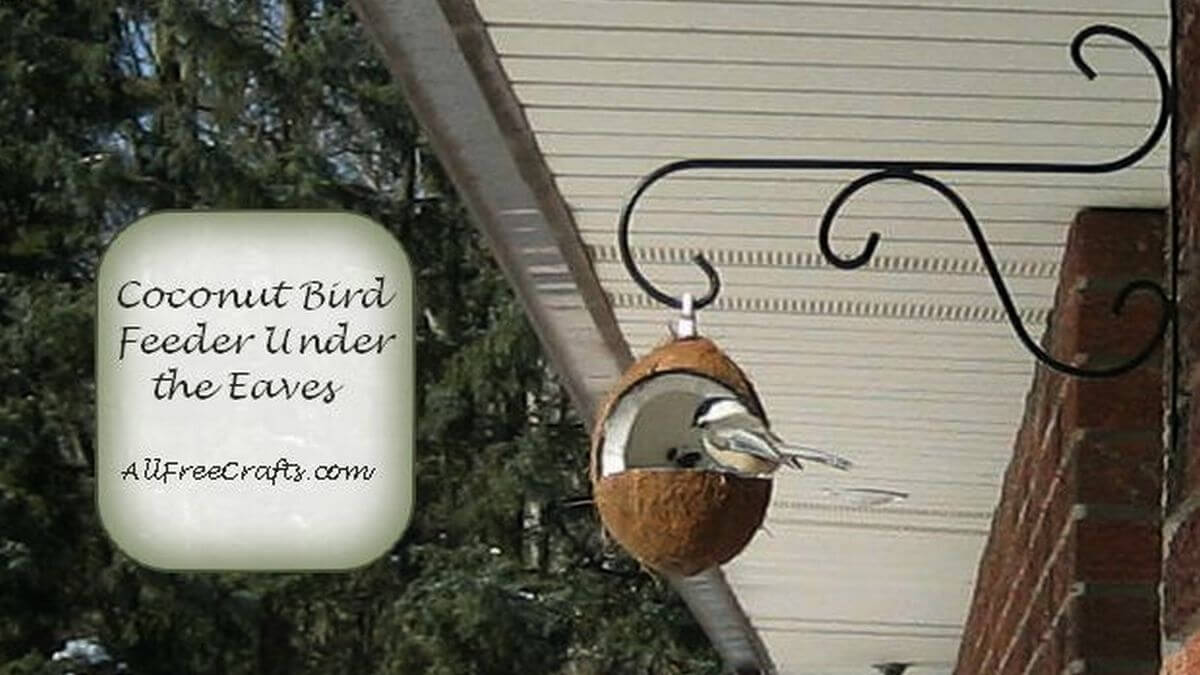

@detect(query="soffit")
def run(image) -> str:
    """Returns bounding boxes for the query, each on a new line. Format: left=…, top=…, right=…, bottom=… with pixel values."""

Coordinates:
left=469, top=1, right=1170, bottom=672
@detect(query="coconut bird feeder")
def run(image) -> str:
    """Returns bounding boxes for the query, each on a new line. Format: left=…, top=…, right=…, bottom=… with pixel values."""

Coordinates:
left=591, top=293, right=772, bottom=577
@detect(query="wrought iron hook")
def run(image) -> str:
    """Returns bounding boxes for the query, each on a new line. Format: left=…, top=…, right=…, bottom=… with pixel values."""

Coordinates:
left=617, top=166, right=721, bottom=309
left=820, top=169, right=1171, bottom=378
left=615, top=23, right=1173, bottom=378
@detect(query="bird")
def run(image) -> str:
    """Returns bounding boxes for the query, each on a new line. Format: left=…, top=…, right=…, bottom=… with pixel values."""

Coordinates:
left=690, top=396, right=854, bottom=476
left=666, top=446, right=704, bottom=469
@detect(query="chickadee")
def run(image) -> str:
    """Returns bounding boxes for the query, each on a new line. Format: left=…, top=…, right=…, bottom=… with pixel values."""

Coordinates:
left=666, top=446, right=704, bottom=469
left=691, top=396, right=854, bottom=476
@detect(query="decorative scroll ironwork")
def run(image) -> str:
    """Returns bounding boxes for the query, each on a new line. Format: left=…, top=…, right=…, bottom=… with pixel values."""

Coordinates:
left=616, top=24, right=1173, bottom=379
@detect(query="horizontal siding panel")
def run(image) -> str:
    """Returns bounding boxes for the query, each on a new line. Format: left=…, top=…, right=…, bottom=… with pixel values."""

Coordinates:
left=513, top=83, right=1158, bottom=125
left=586, top=231, right=1066, bottom=262
left=580, top=232, right=1066, bottom=252
left=528, top=108, right=1169, bottom=149
left=544, top=156, right=1168, bottom=185
left=537, top=133, right=1171, bottom=164
left=478, top=0, right=1167, bottom=46
left=490, top=27, right=1168, bottom=75
left=501, top=57, right=1164, bottom=100
left=617, top=317, right=1037, bottom=355
left=605, top=0, right=1163, bottom=16
left=559, top=176, right=1167, bottom=209
left=562, top=178, right=1164, bottom=205
left=613, top=309, right=1043, bottom=345
left=571, top=199, right=1088, bottom=222
left=621, top=330, right=1040, bottom=368
left=773, top=480, right=1001, bottom=512
left=576, top=212, right=1073, bottom=244
left=604, top=285, right=1053, bottom=324
left=594, top=261, right=1058, bottom=296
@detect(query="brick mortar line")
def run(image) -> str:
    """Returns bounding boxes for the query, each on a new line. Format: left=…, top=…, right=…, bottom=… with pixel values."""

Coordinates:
left=979, top=389, right=1075, bottom=667
left=1020, top=581, right=1087, bottom=675
left=980, top=396, right=1076, bottom=673
left=992, top=501, right=1079, bottom=675
left=987, top=438, right=1157, bottom=672
left=969, top=375, right=1159, bottom=670
left=1163, top=492, right=1200, bottom=542
left=970, top=397, right=1063, bottom=661
left=1163, top=565, right=1200, bottom=643
left=960, top=386, right=1056, bottom=662
left=1061, top=659, right=1162, bottom=675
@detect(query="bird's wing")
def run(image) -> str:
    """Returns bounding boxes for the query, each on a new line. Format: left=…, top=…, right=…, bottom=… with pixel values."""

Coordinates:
left=715, top=428, right=784, bottom=462
left=763, top=428, right=854, bottom=471
left=777, top=443, right=854, bottom=471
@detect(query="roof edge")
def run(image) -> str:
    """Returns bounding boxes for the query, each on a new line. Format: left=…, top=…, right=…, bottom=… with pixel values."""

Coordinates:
left=436, top=0, right=634, bottom=385
left=348, top=0, right=630, bottom=425
left=347, top=2, right=773, bottom=672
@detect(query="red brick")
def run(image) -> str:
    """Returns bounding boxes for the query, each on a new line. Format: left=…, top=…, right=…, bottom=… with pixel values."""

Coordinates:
left=956, top=205, right=1166, bottom=675
left=1175, top=15, right=1200, bottom=658
left=1011, top=565, right=1037, bottom=630
left=1033, top=403, right=1065, bottom=504
left=1074, top=589, right=1160, bottom=663
left=1074, top=517, right=1161, bottom=585
left=1025, top=585, right=1051, bottom=664
left=1007, top=627, right=1034, bottom=675
left=999, top=599, right=1022, bottom=666
left=1059, top=209, right=1165, bottom=283
left=1031, top=506, right=1054, bottom=577
left=1059, top=598, right=1081, bottom=666
left=1045, top=483, right=1073, bottom=565
left=1166, top=506, right=1200, bottom=637
left=1162, top=627, right=1200, bottom=675
left=1049, top=544, right=1075, bottom=613
left=1180, top=286, right=1200, bottom=364
left=1055, top=280, right=1170, bottom=366
left=1028, top=653, right=1056, bottom=675
left=1071, top=432, right=1163, bottom=508
left=1016, top=504, right=1036, bottom=561
left=1060, top=365, right=1165, bottom=434
left=1185, top=392, right=1200, bottom=500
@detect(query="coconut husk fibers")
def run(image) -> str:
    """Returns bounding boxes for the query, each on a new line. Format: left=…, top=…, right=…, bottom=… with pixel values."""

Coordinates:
left=593, top=469, right=771, bottom=576
left=591, top=336, right=772, bottom=576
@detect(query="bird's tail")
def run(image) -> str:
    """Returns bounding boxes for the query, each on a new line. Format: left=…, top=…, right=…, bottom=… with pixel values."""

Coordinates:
left=779, top=444, right=854, bottom=471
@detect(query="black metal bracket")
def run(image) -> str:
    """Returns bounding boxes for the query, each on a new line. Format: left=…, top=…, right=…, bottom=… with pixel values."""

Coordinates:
left=616, top=24, right=1173, bottom=380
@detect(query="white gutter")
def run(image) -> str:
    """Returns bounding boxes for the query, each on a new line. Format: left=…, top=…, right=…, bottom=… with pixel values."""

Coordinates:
left=347, top=1, right=774, bottom=672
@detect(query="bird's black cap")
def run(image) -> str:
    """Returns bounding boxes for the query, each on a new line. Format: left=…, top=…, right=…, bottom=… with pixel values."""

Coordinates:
left=691, top=396, right=740, bottom=427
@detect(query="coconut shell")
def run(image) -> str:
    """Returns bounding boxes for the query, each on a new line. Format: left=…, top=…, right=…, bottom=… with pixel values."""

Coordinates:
left=590, top=336, right=767, bottom=480
left=590, top=336, right=772, bottom=576
left=593, top=469, right=771, bottom=576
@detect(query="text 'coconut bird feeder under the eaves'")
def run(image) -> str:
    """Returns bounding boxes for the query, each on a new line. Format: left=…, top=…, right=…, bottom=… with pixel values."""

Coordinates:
left=591, top=294, right=774, bottom=577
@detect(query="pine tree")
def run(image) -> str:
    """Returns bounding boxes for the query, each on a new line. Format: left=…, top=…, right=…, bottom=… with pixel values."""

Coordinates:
left=0, top=1, right=721, bottom=674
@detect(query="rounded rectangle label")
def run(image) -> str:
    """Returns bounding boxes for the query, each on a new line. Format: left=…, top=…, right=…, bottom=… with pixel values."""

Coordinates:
left=96, top=211, right=414, bottom=570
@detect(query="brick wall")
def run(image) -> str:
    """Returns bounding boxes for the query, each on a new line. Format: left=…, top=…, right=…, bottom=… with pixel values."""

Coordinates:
left=954, top=209, right=1165, bottom=675
left=1164, top=1, right=1200, bottom=672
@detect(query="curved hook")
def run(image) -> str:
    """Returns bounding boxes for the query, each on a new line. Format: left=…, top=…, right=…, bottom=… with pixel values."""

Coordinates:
left=819, top=169, right=1171, bottom=378
left=617, top=162, right=721, bottom=309
left=1066, top=24, right=1171, bottom=174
